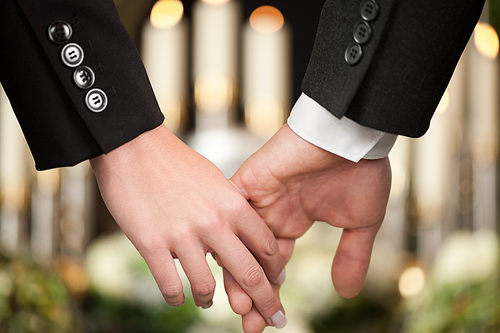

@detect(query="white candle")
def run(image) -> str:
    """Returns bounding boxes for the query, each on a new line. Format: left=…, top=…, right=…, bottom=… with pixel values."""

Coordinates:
left=59, top=161, right=93, bottom=257
left=0, top=86, right=29, bottom=257
left=243, top=6, right=291, bottom=140
left=142, top=0, right=188, bottom=135
left=470, top=22, right=499, bottom=231
left=413, top=48, right=466, bottom=263
left=31, top=169, right=60, bottom=266
left=192, top=0, right=240, bottom=126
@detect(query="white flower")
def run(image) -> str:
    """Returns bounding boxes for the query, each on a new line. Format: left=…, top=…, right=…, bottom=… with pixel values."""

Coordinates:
left=432, top=230, right=499, bottom=286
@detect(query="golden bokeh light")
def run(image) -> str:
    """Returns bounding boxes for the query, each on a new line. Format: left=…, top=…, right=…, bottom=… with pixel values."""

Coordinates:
left=399, top=266, right=425, bottom=298
left=195, top=72, right=233, bottom=114
left=150, top=0, right=184, bottom=29
left=249, top=6, right=285, bottom=34
left=245, top=97, right=284, bottom=140
left=474, top=22, right=499, bottom=59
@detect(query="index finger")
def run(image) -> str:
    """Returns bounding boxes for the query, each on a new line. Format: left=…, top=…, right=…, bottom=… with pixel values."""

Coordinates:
left=208, top=229, right=287, bottom=329
left=233, top=204, right=287, bottom=286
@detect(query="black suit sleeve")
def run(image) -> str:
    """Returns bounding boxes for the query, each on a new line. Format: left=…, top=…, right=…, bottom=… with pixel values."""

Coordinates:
left=302, top=0, right=485, bottom=137
left=0, top=0, right=164, bottom=170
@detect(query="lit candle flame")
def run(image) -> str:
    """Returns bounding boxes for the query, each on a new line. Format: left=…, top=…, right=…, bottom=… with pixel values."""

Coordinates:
left=150, top=0, right=184, bottom=29
left=249, top=6, right=284, bottom=34
left=474, top=22, right=499, bottom=59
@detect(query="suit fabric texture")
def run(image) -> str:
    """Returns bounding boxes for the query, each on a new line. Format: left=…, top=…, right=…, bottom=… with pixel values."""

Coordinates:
left=0, top=0, right=164, bottom=170
left=303, top=0, right=485, bottom=137
left=0, top=0, right=487, bottom=170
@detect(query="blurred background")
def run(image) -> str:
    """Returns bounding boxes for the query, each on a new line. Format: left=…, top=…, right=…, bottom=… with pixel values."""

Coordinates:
left=1, top=0, right=500, bottom=332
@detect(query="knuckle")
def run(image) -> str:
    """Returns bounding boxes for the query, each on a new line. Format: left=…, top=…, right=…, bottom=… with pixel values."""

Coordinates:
left=137, top=233, right=167, bottom=256
left=199, top=210, right=225, bottom=233
left=161, top=284, right=184, bottom=301
left=261, top=298, right=281, bottom=315
left=193, top=281, right=215, bottom=297
left=241, top=265, right=264, bottom=289
left=262, top=235, right=279, bottom=258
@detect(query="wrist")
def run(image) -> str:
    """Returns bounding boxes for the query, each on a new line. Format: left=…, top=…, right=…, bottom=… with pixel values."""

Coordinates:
left=90, top=124, right=171, bottom=177
left=270, top=124, right=353, bottom=176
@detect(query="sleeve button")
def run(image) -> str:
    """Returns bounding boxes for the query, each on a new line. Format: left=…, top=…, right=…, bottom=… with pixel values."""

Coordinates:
left=353, top=21, right=372, bottom=44
left=48, top=21, right=73, bottom=44
left=61, top=43, right=84, bottom=67
left=360, top=0, right=379, bottom=22
left=85, top=89, right=108, bottom=113
left=74, top=66, right=95, bottom=89
left=345, top=42, right=363, bottom=65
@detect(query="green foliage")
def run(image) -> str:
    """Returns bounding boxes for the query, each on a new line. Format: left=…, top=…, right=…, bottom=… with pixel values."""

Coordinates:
left=0, top=255, right=79, bottom=333
left=82, top=293, right=199, bottom=333
left=311, top=292, right=399, bottom=333
left=404, top=275, right=500, bottom=333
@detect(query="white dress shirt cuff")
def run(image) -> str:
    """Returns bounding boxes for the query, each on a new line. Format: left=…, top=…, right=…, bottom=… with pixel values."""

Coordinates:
left=287, top=93, right=397, bottom=162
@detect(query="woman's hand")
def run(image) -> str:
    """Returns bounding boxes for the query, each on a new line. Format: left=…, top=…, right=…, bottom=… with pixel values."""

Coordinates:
left=90, top=124, right=286, bottom=328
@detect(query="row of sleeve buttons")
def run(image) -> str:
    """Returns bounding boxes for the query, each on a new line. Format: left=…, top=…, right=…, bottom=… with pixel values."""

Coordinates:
left=345, top=0, right=379, bottom=66
left=47, top=21, right=107, bottom=113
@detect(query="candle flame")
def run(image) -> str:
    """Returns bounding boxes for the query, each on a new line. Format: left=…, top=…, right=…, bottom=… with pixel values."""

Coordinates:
left=249, top=6, right=284, bottom=34
left=150, top=0, right=184, bottom=29
left=474, top=22, right=499, bottom=59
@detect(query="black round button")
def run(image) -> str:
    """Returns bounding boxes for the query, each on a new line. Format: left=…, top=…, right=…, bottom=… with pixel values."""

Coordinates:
left=74, top=66, right=95, bottom=89
left=345, top=43, right=363, bottom=66
left=353, top=21, right=372, bottom=44
left=48, top=21, right=72, bottom=44
left=360, top=0, right=379, bottom=22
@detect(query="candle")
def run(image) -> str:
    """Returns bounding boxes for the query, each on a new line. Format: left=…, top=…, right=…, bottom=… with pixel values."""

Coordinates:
left=243, top=5, right=291, bottom=140
left=142, top=0, right=188, bottom=135
left=0, top=86, right=28, bottom=257
left=31, top=169, right=60, bottom=266
left=192, top=0, right=240, bottom=127
left=469, top=22, right=499, bottom=231
left=59, top=162, right=93, bottom=257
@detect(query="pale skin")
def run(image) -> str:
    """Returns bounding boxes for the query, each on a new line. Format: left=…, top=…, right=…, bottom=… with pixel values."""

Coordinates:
left=89, top=124, right=287, bottom=328
left=224, top=124, right=392, bottom=332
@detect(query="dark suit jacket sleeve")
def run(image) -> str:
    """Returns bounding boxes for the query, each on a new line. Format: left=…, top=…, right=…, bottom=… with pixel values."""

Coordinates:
left=0, top=0, right=164, bottom=170
left=302, top=0, right=485, bottom=138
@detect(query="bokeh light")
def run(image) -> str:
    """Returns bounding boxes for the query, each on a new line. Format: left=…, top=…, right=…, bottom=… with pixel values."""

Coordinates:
left=474, top=22, right=499, bottom=59
left=150, top=0, right=184, bottom=29
left=249, top=6, right=285, bottom=34
left=399, top=266, right=425, bottom=298
left=195, top=72, right=233, bottom=113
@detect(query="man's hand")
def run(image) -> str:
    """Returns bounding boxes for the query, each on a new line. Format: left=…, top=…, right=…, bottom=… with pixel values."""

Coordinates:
left=90, top=124, right=286, bottom=328
left=227, top=124, right=391, bottom=332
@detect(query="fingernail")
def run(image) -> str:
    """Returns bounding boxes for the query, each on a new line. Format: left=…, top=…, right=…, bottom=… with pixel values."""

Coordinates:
left=271, top=310, right=287, bottom=329
left=278, top=269, right=286, bottom=285
left=201, top=300, right=213, bottom=309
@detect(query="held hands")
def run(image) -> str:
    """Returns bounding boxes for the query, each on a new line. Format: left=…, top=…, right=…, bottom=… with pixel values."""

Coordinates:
left=90, top=124, right=286, bottom=328
left=90, top=122, right=392, bottom=333
left=226, top=124, right=392, bottom=331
